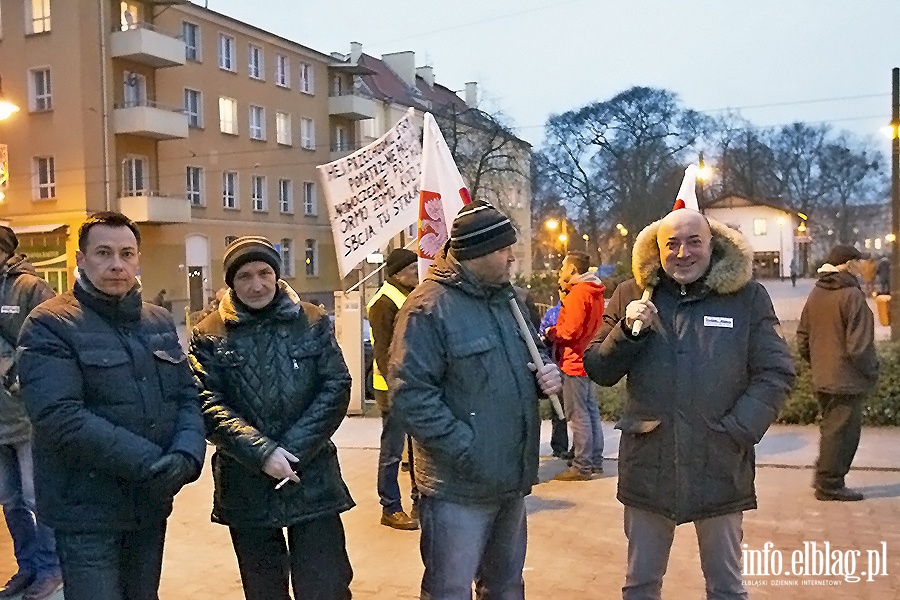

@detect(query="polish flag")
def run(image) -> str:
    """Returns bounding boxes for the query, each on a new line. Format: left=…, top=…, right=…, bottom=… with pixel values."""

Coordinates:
left=671, top=164, right=700, bottom=211
left=417, top=112, right=472, bottom=281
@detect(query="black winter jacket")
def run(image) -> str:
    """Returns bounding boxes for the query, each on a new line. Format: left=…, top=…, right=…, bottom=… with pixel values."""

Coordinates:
left=389, top=252, right=548, bottom=504
left=189, top=283, right=354, bottom=528
left=584, top=218, right=795, bottom=524
left=0, top=255, right=54, bottom=445
left=797, top=269, right=878, bottom=395
left=17, top=278, right=206, bottom=531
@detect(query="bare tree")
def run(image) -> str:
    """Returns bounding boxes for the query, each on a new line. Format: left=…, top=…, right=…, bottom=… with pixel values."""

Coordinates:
left=818, top=136, right=884, bottom=243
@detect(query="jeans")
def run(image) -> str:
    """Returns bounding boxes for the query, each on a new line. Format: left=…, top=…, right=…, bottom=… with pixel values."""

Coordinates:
left=563, top=374, right=603, bottom=473
left=419, top=494, right=527, bottom=600
left=623, top=506, right=747, bottom=600
left=377, top=401, right=419, bottom=513
left=55, top=522, right=167, bottom=600
left=814, top=392, right=863, bottom=490
left=0, top=440, right=60, bottom=578
left=230, top=514, right=353, bottom=600
left=549, top=397, right=569, bottom=455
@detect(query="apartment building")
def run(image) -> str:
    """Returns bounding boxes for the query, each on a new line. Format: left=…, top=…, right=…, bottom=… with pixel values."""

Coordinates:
left=0, top=0, right=372, bottom=313
left=330, top=43, right=533, bottom=283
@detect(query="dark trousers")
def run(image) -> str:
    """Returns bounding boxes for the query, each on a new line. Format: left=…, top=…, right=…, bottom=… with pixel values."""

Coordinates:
left=229, top=514, right=352, bottom=600
left=549, top=398, right=568, bottom=455
left=54, top=522, right=167, bottom=600
left=376, top=392, right=419, bottom=513
left=814, top=392, right=863, bottom=490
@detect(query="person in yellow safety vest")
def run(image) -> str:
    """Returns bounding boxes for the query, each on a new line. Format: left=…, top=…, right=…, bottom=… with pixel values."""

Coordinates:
left=367, top=248, right=420, bottom=530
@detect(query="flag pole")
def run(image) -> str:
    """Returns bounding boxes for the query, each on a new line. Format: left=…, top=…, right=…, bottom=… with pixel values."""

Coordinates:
left=346, top=238, right=419, bottom=293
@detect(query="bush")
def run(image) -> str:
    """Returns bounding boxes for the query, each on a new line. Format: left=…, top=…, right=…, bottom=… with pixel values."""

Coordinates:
left=588, top=340, right=900, bottom=426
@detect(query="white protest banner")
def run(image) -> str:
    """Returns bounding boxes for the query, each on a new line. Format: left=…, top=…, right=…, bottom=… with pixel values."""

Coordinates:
left=416, top=112, right=471, bottom=281
left=317, top=107, right=422, bottom=278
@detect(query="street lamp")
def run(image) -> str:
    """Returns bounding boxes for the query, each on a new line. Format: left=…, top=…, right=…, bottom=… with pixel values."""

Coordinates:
left=0, top=77, right=19, bottom=121
left=776, top=216, right=786, bottom=280
left=582, top=234, right=589, bottom=252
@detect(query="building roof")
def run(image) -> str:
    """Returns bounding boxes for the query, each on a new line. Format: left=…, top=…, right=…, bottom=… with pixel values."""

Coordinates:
left=706, top=193, right=795, bottom=214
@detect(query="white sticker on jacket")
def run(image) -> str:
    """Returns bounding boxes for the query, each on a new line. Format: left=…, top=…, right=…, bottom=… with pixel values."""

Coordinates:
left=704, top=316, right=733, bottom=328
left=0, top=306, right=20, bottom=314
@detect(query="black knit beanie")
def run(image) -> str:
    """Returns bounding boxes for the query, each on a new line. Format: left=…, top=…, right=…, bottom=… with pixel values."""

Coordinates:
left=0, top=226, right=18, bottom=256
left=223, top=236, right=282, bottom=288
left=384, top=248, right=417, bottom=277
left=449, top=200, right=517, bottom=260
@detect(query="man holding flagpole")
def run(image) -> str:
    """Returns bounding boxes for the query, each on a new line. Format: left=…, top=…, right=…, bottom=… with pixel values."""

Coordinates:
left=389, top=199, right=562, bottom=600
left=583, top=168, right=795, bottom=599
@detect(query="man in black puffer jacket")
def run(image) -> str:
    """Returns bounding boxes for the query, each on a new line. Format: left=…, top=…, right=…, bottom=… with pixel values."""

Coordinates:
left=17, top=212, right=206, bottom=600
left=190, top=236, right=354, bottom=600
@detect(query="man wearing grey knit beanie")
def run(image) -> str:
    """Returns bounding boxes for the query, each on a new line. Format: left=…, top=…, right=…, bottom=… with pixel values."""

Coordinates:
left=389, top=200, right=562, bottom=599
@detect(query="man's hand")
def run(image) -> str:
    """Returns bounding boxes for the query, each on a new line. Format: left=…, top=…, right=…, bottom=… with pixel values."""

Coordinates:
left=149, top=452, right=197, bottom=494
left=624, top=299, right=658, bottom=331
left=529, top=362, right=562, bottom=396
left=262, top=447, right=301, bottom=483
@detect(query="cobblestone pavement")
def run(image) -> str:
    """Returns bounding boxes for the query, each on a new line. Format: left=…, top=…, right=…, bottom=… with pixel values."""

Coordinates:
left=2, top=443, right=898, bottom=599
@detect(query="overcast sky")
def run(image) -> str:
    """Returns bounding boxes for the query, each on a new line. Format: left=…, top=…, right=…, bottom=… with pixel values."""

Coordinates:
left=199, top=0, right=900, bottom=151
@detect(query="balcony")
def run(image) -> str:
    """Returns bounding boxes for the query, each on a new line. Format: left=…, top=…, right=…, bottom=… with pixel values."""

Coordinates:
left=119, top=191, right=191, bottom=224
left=110, top=23, right=186, bottom=68
left=328, top=91, right=377, bottom=120
left=113, top=101, right=188, bottom=140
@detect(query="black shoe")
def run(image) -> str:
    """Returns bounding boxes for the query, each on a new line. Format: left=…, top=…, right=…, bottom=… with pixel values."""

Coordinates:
left=23, top=574, right=63, bottom=600
left=0, top=571, right=36, bottom=598
left=592, top=464, right=604, bottom=474
left=381, top=510, right=419, bottom=530
left=814, top=486, right=864, bottom=502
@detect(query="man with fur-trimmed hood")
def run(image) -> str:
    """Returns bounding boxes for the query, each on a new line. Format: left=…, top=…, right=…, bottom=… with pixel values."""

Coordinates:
left=584, top=208, right=795, bottom=600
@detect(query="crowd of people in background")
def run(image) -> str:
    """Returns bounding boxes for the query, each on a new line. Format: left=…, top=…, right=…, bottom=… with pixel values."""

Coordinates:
left=0, top=201, right=883, bottom=600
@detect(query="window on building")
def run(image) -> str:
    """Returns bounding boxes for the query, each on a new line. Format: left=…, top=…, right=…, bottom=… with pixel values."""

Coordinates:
left=218, top=33, right=236, bottom=71
left=222, top=171, right=238, bottom=209
left=184, top=88, right=202, bottom=128
left=279, top=178, right=293, bottom=214
left=280, top=238, right=294, bottom=277
left=303, top=181, right=316, bottom=216
left=276, top=111, right=291, bottom=145
left=300, top=117, right=315, bottom=150
left=33, top=156, right=55, bottom=200
left=183, top=21, right=200, bottom=61
left=331, top=74, right=344, bottom=96
left=186, top=166, right=203, bottom=207
left=249, top=104, right=265, bottom=140
left=299, top=62, right=314, bottom=94
left=122, top=157, right=147, bottom=196
left=27, top=0, right=50, bottom=34
left=119, top=2, right=139, bottom=30
left=122, top=71, right=146, bottom=107
left=334, top=125, right=348, bottom=152
left=753, top=218, right=767, bottom=236
left=29, top=68, right=51, bottom=112
left=305, top=239, right=318, bottom=277
left=275, top=54, right=289, bottom=88
left=251, top=175, right=266, bottom=211
left=219, top=96, right=237, bottom=134
left=248, top=44, right=263, bottom=80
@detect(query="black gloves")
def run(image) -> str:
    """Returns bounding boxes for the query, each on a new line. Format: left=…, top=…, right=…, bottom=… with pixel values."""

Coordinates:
left=149, top=452, right=198, bottom=495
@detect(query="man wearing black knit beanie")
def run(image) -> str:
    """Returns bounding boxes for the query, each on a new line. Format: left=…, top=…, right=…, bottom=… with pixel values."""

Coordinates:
left=390, top=200, right=562, bottom=599
left=190, top=235, right=354, bottom=598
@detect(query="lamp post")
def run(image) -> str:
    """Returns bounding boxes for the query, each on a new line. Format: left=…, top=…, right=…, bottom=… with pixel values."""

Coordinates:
left=892, top=67, right=900, bottom=341
left=582, top=234, right=589, bottom=252
left=0, top=76, right=19, bottom=204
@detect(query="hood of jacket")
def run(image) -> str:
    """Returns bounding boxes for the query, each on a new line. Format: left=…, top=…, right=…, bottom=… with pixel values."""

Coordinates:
left=815, top=269, right=860, bottom=291
left=631, top=215, right=753, bottom=295
left=218, top=280, right=304, bottom=326
left=425, top=251, right=514, bottom=301
left=567, top=270, right=606, bottom=297
left=0, top=254, right=39, bottom=278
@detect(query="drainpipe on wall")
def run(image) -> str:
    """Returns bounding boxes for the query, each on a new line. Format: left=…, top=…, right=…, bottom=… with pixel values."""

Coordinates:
left=98, top=0, right=112, bottom=211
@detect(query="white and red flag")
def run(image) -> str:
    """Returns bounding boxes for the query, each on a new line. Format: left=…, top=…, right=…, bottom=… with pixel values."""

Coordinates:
left=416, top=112, right=472, bottom=281
left=671, top=164, right=700, bottom=211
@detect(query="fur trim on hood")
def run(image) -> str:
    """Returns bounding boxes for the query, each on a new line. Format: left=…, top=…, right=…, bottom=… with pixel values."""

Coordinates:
left=631, top=215, right=753, bottom=295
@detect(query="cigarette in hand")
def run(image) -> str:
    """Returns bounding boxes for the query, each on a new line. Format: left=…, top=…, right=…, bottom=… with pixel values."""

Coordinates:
left=275, top=477, right=290, bottom=490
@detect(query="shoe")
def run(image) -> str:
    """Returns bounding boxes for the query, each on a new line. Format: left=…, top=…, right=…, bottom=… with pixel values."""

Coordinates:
left=592, top=464, right=604, bottom=474
left=0, top=571, right=35, bottom=598
left=814, top=486, right=863, bottom=502
left=22, top=574, right=62, bottom=600
left=380, top=510, right=419, bottom=530
left=553, top=467, right=592, bottom=481
left=410, top=502, right=419, bottom=521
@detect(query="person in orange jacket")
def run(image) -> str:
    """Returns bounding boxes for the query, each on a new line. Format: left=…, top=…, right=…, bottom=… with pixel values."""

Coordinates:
left=546, top=251, right=606, bottom=480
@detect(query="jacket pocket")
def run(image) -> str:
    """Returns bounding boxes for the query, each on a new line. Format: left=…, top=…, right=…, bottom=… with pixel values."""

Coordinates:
left=152, top=347, right=189, bottom=402
left=77, top=350, right=132, bottom=405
